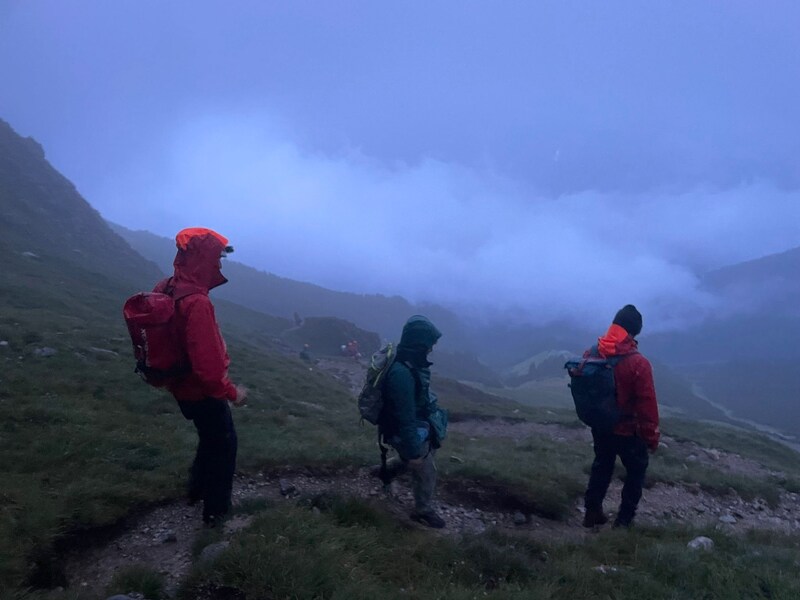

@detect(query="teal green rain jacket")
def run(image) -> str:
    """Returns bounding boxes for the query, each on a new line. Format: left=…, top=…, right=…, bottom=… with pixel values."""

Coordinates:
left=380, top=316, right=443, bottom=460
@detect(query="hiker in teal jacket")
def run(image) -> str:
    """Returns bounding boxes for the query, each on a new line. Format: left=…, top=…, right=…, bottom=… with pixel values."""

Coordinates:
left=379, top=315, right=448, bottom=528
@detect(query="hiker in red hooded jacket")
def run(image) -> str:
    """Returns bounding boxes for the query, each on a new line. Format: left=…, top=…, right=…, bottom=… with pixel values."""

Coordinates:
left=154, top=227, right=248, bottom=526
left=583, top=304, right=660, bottom=529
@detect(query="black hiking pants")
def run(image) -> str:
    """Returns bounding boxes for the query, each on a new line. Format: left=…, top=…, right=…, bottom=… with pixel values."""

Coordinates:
left=584, top=431, right=649, bottom=524
left=179, top=398, right=238, bottom=522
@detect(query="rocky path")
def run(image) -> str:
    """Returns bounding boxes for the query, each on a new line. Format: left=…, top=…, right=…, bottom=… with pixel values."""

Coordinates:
left=67, top=447, right=800, bottom=599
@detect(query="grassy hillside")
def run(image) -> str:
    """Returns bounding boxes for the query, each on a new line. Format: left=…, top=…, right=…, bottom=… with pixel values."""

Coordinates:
left=5, top=253, right=800, bottom=599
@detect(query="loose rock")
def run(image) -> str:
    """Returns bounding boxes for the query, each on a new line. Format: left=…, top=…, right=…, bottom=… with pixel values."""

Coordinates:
left=160, top=530, right=178, bottom=544
left=593, top=565, right=620, bottom=574
left=88, top=346, right=119, bottom=356
left=199, top=541, right=230, bottom=563
left=687, top=536, right=714, bottom=551
left=33, top=347, right=57, bottom=357
left=279, top=478, right=296, bottom=496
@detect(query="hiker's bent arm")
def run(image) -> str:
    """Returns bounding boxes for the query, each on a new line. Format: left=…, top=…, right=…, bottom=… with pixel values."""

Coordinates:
left=183, top=298, right=237, bottom=401
left=386, top=368, right=422, bottom=460
left=635, top=359, right=660, bottom=450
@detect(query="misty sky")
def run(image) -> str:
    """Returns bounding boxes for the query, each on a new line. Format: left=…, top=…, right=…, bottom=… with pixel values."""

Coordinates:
left=2, top=1, right=799, bottom=329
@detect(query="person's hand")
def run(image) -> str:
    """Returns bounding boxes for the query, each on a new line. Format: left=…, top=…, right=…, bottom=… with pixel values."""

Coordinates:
left=408, top=457, right=424, bottom=467
left=231, top=384, right=249, bottom=407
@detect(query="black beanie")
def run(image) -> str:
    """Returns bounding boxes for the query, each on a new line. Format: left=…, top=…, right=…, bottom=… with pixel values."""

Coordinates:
left=613, top=304, right=643, bottom=337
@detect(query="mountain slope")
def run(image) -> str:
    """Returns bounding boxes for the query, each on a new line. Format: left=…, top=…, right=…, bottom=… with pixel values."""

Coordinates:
left=704, top=245, right=800, bottom=310
left=0, top=119, right=162, bottom=289
left=109, top=222, right=470, bottom=345
left=645, top=246, right=800, bottom=436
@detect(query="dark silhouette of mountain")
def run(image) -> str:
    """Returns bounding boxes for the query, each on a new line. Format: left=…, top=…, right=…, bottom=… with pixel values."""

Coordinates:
left=704, top=245, right=800, bottom=304
left=0, top=119, right=163, bottom=290
left=108, top=224, right=516, bottom=386
left=647, top=244, right=800, bottom=365
left=108, top=223, right=466, bottom=339
left=0, top=118, right=293, bottom=345
left=646, top=247, right=800, bottom=436
left=281, top=316, right=380, bottom=357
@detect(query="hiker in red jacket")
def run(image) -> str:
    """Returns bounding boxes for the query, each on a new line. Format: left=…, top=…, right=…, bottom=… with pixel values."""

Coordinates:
left=583, top=304, right=660, bottom=529
left=154, top=227, right=248, bottom=526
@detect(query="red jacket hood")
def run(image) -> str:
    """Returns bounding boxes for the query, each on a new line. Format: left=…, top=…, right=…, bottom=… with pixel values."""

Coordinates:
left=171, top=232, right=228, bottom=297
left=597, top=324, right=639, bottom=357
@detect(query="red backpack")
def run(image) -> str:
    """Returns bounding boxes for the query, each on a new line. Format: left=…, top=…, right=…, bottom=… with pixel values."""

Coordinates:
left=123, top=292, right=190, bottom=387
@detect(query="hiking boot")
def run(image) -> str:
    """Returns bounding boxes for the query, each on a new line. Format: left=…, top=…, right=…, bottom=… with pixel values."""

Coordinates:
left=203, top=513, right=227, bottom=528
left=410, top=510, right=446, bottom=529
left=369, top=464, right=396, bottom=486
left=583, top=507, right=608, bottom=528
left=187, top=489, right=202, bottom=507
left=612, top=516, right=633, bottom=529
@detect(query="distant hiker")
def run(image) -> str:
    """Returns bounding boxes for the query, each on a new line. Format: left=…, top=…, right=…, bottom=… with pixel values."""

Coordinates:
left=299, top=343, right=314, bottom=363
left=377, top=315, right=448, bottom=528
left=293, top=311, right=303, bottom=327
left=153, top=227, right=248, bottom=527
left=580, top=304, right=660, bottom=529
left=344, top=339, right=361, bottom=359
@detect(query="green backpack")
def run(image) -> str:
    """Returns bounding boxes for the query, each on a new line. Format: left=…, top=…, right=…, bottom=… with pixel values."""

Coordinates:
left=357, top=343, right=396, bottom=425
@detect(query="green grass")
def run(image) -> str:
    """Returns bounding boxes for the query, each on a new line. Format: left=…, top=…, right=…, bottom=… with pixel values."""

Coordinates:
left=106, top=565, right=166, bottom=600
left=663, top=417, right=800, bottom=476
left=179, top=496, right=800, bottom=600
left=439, top=433, right=588, bottom=520
left=474, top=378, right=575, bottom=410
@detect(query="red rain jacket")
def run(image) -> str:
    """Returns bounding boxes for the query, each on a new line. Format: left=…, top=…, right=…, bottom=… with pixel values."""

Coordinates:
left=153, top=231, right=237, bottom=402
left=591, top=324, right=660, bottom=450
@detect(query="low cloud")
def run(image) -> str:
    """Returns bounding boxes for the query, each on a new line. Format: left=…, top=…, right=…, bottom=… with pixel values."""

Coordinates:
left=100, top=114, right=800, bottom=332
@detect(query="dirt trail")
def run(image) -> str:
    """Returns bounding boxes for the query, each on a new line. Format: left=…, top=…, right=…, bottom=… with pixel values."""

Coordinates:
left=62, top=356, right=800, bottom=598
left=67, top=450, right=800, bottom=598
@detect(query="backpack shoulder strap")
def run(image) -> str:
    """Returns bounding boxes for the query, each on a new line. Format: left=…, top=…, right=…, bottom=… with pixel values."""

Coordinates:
left=399, top=360, right=423, bottom=395
left=607, top=350, right=638, bottom=367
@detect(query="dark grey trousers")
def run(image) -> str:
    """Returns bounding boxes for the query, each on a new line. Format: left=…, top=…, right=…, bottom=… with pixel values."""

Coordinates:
left=385, top=441, right=437, bottom=512
left=585, top=431, right=649, bottom=523
left=178, top=398, right=238, bottom=521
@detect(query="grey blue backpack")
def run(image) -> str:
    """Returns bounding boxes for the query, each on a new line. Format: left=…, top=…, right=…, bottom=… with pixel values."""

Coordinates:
left=564, top=345, right=632, bottom=433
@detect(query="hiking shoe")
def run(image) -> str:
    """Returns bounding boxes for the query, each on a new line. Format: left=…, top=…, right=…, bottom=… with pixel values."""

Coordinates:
left=612, top=515, right=633, bottom=529
left=410, top=510, right=446, bottom=529
left=203, top=513, right=227, bottom=528
left=369, top=464, right=395, bottom=485
left=583, top=507, right=609, bottom=528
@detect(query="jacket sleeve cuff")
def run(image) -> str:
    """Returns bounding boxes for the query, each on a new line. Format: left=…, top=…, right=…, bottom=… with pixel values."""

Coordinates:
left=645, top=430, right=660, bottom=450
